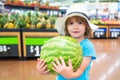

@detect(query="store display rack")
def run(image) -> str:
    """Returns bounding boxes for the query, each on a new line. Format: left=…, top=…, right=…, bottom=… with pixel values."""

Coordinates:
left=92, top=24, right=120, bottom=39
left=0, top=29, right=22, bottom=58
left=4, top=4, right=59, bottom=11
left=0, top=28, right=59, bottom=59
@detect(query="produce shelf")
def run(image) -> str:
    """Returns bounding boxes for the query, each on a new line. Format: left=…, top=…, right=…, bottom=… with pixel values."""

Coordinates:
left=22, top=29, right=59, bottom=58
left=0, top=29, right=22, bottom=58
left=92, top=25, right=109, bottom=38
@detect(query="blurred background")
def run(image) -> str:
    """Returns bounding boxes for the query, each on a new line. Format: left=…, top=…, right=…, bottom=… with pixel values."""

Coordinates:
left=0, top=0, right=120, bottom=80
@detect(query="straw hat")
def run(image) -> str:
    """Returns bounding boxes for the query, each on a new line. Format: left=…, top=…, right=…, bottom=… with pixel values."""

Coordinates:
left=55, top=4, right=98, bottom=35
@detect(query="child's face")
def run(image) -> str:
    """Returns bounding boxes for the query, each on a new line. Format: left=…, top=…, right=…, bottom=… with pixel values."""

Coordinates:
left=66, top=16, right=86, bottom=39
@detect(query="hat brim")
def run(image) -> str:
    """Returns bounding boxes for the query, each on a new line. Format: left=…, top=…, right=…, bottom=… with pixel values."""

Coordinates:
left=55, top=13, right=98, bottom=35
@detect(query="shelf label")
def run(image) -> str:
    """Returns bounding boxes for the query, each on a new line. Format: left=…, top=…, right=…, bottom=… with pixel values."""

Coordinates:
left=25, top=37, right=50, bottom=57
left=0, top=36, right=19, bottom=57
left=94, top=28, right=107, bottom=38
left=110, top=28, right=120, bottom=38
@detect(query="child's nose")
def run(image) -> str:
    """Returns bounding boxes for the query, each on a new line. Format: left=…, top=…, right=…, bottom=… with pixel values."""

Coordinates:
left=73, top=23, right=79, bottom=28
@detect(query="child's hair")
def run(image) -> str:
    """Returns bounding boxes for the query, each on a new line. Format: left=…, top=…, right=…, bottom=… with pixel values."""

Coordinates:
left=64, top=16, right=92, bottom=38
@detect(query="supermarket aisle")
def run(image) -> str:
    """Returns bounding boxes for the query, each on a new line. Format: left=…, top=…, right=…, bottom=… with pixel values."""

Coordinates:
left=0, top=39, right=120, bottom=80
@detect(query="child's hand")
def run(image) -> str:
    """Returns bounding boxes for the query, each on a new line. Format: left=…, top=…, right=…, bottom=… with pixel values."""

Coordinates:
left=36, top=58, right=49, bottom=75
left=52, top=56, right=74, bottom=78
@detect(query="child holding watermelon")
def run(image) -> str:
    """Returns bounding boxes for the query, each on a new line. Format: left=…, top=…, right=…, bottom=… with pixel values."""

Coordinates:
left=37, top=4, right=98, bottom=80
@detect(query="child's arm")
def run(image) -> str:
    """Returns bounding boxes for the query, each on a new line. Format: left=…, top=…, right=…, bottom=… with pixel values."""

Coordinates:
left=72, top=57, right=91, bottom=78
left=52, top=56, right=91, bottom=79
left=36, top=58, right=50, bottom=75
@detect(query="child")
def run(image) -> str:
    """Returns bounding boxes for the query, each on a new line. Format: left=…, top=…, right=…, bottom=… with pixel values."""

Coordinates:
left=36, top=4, right=98, bottom=80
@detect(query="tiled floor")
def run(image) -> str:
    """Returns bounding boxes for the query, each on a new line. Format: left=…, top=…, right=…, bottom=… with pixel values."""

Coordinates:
left=0, top=39, right=120, bottom=80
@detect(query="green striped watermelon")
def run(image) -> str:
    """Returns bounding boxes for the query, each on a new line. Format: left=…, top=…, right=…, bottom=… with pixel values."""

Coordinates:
left=40, top=36, right=83, bottom=74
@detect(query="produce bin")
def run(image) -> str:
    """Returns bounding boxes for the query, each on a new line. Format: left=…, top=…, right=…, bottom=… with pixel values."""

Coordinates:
left=0, top=29, right=22, bottom=58
left=22, top=29, right=59, bottom=58
left=92, top=25, right=108, bottom=38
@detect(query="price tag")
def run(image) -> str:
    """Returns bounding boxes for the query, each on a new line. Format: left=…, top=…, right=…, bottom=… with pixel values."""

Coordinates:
left=0, top=36, right=19, bottom=57
left=110, top=28, right=120, bottom=38
left=26, top=45, right=41, bottom=57
left=0, top=45, right=18, bottom=57
left=94, top=28, right=107, bottom=38
left=25, top=37, right=50, bottom=57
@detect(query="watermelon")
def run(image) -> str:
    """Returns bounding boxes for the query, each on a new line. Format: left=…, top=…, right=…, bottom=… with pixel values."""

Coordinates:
left=40, top=36, right=83, bottom=74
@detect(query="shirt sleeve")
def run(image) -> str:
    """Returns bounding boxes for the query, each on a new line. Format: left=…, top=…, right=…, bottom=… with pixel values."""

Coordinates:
left=80, top=39, right=96, bottom=60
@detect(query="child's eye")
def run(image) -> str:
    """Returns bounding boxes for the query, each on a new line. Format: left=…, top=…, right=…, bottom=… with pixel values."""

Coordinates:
left=70, top=22, right=73, bottom=25
left=78, top=21, right=82, bottom=24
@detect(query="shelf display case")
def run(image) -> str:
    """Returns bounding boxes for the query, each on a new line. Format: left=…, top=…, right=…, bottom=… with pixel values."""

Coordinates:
left=22, top=29, right=59, bottom=58
left=0, top=29, right=22, bottom=57
left=92, top=25, right=108, bottom=38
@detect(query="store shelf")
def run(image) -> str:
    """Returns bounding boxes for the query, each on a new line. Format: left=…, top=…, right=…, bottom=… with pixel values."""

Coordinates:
left=22, top=29, right=59, bottom=58
left=4, top=4, right=35, bottom=10
left=0, top=29, right=22, bottom=57
left=92, top=25, right=109, bottom=39
left=4, top=4, right=59, bottom=11
left=0, top=28, right=60, bottom=58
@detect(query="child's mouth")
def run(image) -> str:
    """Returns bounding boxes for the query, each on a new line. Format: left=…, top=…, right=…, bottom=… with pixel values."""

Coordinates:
left=73, top=31, right=80, bottom=33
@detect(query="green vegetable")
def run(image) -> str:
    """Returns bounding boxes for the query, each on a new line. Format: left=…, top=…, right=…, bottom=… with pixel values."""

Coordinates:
left=40, top=36, right=83, bottom=74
